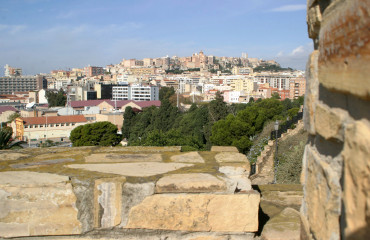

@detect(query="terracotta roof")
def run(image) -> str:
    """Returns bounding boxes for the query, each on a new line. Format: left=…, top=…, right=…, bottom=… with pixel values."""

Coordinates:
left=22, top=115, right=87, bottom=125
left=103, top=100, right=133, bottom=108
left=0, top=106, right=17, bottom=114
left=134, top=100, right=161, bottom=108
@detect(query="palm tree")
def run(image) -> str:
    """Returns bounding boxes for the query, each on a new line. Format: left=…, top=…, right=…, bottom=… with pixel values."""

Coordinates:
left=0, top=129, right=22, bottom=150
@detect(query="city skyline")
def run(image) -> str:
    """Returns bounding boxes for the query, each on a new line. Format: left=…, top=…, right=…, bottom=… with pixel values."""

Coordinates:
left=0, top=0, right=311, bottom=76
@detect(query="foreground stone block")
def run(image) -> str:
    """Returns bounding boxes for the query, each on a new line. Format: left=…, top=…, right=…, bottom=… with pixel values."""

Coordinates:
left=261, top=208, right=300, bottom=240
left=155, top=173, right=226, bottom=193
left=0, top=171, right=81, bottom=238
left=94, top=177, right=126, bottom=228
left=67, top=162, right=193, bottom=177
left=171, top=152, right=205, bottom=163
left=211, top=146, right=239, bottom=152
left=85, top=153, right=162, bottom=163
left=125, top=192, right=260, bottom=232
left=215, top=152, right=248, bottom=163
left=343, top=120, right=370, bottom=239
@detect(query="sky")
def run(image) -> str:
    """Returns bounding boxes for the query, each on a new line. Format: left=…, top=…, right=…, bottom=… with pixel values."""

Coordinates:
left=0, top=0, right=312, bottom=76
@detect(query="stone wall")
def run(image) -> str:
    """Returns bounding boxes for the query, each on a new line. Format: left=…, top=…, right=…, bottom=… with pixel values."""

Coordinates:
left=302, top=0, right=370, bottom=239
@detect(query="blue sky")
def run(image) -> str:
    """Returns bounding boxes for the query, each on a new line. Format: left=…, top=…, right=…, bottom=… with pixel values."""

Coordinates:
left=0, top=0, right=312, bottom=75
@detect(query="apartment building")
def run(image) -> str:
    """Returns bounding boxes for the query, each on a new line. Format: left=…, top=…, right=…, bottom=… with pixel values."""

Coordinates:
left=84, top=66, right=104, bottom=77
left=112, top=84, right=159, bottom=101
left=0, top=75, right=47, bottom=94
left=4, top=64, right=22, bottom=77
left=289, top=78, right=306, bottom=99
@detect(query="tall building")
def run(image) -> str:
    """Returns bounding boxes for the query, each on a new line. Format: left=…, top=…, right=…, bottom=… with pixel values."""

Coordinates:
left=112, top=83, right=159, bottom=101
left=83, top=66, right=104, bottom=77
left=289, top=78, right=306, bottom=99
left=4, top=64, right=22, bottom=77
left=0, top=75, right=47, bottom=95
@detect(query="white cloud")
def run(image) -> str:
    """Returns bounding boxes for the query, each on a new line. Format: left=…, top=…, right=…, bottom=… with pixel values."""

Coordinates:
left=291, top=46, right=305, bottom=56
left=274, top=43, right=313, bottom=70
left=270, top=4, right=306, bottom=12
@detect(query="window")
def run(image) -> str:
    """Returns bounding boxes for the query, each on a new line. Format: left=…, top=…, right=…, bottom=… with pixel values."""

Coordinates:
left=72, top=123, right=75, bottom=126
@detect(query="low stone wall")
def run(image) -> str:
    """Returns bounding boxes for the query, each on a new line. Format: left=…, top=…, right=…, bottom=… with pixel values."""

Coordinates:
left=0, top=146, right=260, bottom=239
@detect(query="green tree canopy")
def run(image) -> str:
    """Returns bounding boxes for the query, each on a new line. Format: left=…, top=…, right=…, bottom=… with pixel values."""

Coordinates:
left=70, top=121, right=122, bottom=147
left=7, top=112, right=21, bottom=123
left=46, top=89, right=67, bottom=107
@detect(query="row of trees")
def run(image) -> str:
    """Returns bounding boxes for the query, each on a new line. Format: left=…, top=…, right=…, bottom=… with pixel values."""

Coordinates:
left=121, top=87, right=304, bottom=153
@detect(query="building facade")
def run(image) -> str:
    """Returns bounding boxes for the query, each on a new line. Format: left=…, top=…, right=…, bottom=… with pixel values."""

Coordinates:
left=0, top=75, right=47, bottom=95
left=112, top=84, right=159, bottom=101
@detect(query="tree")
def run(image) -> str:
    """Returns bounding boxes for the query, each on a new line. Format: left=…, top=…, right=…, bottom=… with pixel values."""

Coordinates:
left=46, top=89, right=67, bottom=107
left=70, top=121, right=122, bottom=147
left=122, top=106, right=136, bottom=139
left=159, top=87, right=175, bottom=101
left=0, top=128, right=21, bottom=150
left=208, top=92, right=229, bottom=123
left=7, top=112, right=21, bottom=123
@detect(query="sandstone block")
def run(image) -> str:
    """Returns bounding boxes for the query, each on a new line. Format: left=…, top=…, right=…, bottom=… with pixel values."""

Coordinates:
left=125, top=192, right=260, bottom=232
left=261, top=208, right=300, bottom=240
left=304, top=146, right=341, bottom=240
left=0, top=171, right=81, bottom=238
left=215, top=152, right=248, bottom=163
left=307, top=3, right=322, bottom=40
left=318, top=0, right=370, bottom=100
left=342, top=120, right=370, bottom=239
left=210, top=146, right=239, bottom=152
left=155, top=173, right=226, bottom=193
left=0, top=152, right=30, bottom=161
left=85, top=153, right=162, bottom=163
left=94, top=177, right=126, bottom=228
left=314, top=102, right=347, bottom=140
left=67, top=162, right=193, bottom=177
left=171, top=152, right=205, bottom=163
left=219, top=165, right=251, bottom=192
left=303, top=50, right=319, bottom=135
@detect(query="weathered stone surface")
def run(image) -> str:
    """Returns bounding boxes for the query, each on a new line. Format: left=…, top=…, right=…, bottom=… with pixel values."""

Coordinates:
left=303, top=50, right=319, bottom=135
left=0, top=171, right=81, bottom=238
left=170, top=152, right=204, bottom=163
left=210, top=146, right=239, bottom=152
left=318, top=0, right=370, bottom=100
left=155, top=173, right=226, bottom=193
left=120, top=182, right=155, bottom=227
left=261, top=208, right=300, bottom=240
left=342, top=120, right=370, bottom=239
left=0, top=152, right=30, bottom=161
left=303, top=146, right=341, bottom=240
left=214, top=152, right=248, bottom=163
left=94, top=177, right=126, bottom=228
left=219, top=165, right=251, bottom=192
left=10, top=158, right=75, bottom=169
left=314, top=103, right=347, bottom=140
left=307, top=4, right=321, bottom=40
left=85, top=153, right=162, bottom=163
left=125, top=192, right=260, bottom=232
left=67, top=162, right=193, bottom=177
left=96, top=146, right=182, bottom=153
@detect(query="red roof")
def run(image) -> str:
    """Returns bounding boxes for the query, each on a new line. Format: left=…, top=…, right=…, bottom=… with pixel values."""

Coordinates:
left=22, top=115, right=87, bottom=125
left=103, top=100, right=134, bottom=108
left=0, top=106, right=17, bottom=114
left=134, top=100, right=161, bottom=108
left=70, top=100, right=107, bottom=108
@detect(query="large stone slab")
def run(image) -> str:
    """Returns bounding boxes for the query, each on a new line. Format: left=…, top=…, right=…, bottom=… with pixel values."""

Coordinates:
left=0, top=152, right=30, bottom=161
left=10, top=158, right=75, bottom=169
left=211, top=146, right=239, bottom=152
left=0, top=171, right=81, bottom=238
left=67, top=162, right=193, bottom=177
left=155, top=173, right=226, bottom=193
left=171, top=152, right=204, bottom=163
left=261, top=208, right=300, bottom=240
left=125, top=192, right=260, bottom=232
left=85, top=153, right=162, bottom=163
left=219, top=165, right=251, bottom=192
left=215, top=152, right=248, bottom=163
